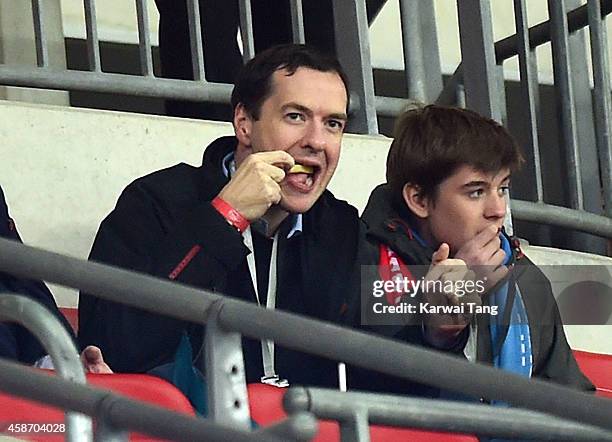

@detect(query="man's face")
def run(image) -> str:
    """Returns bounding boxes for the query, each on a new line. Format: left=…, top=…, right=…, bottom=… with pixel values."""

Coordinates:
left=421, top=166, right=510, bottom=254
left=235, top=67, right=348, bottom=214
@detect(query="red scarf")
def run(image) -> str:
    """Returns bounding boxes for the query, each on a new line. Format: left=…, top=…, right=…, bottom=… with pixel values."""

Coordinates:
left=378, top=244, right=416, bottom=305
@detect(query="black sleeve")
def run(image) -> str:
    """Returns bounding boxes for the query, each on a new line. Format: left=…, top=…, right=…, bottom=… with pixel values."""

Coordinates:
left=77, top=180, right=250, bottom=373
left=0, top=186, right=74, bottom=364
left=533, top=297, right=595, bottom=392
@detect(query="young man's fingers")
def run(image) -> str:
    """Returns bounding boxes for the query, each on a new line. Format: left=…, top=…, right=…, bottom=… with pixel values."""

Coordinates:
left=482, top=265, right=510, bottom=295
left=489, top=247, right=507, bottom=268
left=470, top=225, right=499, bottom=248
left=465, top=269, right=477, bottom=282
left=447, top=293, right=460, bottom=306
left=431, top=243, right=450, bottom=265
left=479, top=234, right=502, bottom=262
left=440, top=267, right=472, bottom=286
left=427, top=258, right=467, bottom=282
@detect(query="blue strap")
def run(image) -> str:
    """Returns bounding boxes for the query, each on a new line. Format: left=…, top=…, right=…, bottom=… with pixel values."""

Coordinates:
left=488, top=234, right=532, bottom=409
left=489, top=284, right=533, bottom=379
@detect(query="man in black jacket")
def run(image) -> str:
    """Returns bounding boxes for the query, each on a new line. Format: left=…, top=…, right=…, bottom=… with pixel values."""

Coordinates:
left=78, top=44, right=359, bottom=388
left=352, top=105, right=593, bottom=396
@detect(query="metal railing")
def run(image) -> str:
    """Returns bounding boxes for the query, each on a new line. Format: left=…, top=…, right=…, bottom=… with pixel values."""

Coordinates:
left=284, top=387, right=612, bottom=441
left=0, top=294, right=92, bottom=442
left=0, top=237, right=611, bottom=441
left=0, top=0, right=610, bottom=240
left=0, top=291, right=317, bottom=442
left=437, top=0, right=612, bottom=247
left=0, top=356, right=287, bottom=442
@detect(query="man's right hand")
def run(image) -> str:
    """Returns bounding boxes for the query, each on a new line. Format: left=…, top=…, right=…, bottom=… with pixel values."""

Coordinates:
left=217, top=151, right=295, bottom=221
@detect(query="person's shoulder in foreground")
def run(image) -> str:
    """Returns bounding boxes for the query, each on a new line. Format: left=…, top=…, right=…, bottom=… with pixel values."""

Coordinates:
left=353, top=104, right=593, bottom=395
left=0, top=184, right=70, bottom=363
left=78, top=44, right=360, bottom=384
left=0, top=185, right=111, bottom=373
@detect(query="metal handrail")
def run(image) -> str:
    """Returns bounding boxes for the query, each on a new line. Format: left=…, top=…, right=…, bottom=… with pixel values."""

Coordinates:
left=284, top=387, right=612, bottom=441
left=495, top=0, right=612, bottom=63
left=435, top=0, right=612, bottom=106
left=0, top=293, right=92, bottom=442
left=0, top=357, right=281, bottom=442
left=0, top=65, right=233, bottom=103
left=0, top=237, right=610, bottom=433
left=511, top=200, right=612, bottom=238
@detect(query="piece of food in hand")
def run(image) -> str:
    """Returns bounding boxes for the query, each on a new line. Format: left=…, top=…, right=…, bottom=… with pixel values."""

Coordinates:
left=288, top=164, right=314, bottom=174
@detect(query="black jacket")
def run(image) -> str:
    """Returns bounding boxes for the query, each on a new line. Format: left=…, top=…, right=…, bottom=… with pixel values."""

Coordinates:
left=78, top=137, right=360, bottom=387
left=350, top=184, right=594, bottom=396
left=0, top=185, right=72, bottom=364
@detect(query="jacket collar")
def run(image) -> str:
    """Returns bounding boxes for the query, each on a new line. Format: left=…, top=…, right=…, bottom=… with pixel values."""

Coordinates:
left=362, top=184, right=435, bottom=264
left=198, top=136, right=236, bottom=201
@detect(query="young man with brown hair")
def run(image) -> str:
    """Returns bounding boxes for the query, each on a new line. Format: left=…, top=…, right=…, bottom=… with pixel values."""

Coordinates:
left=353, top=105, right=592, bottom=397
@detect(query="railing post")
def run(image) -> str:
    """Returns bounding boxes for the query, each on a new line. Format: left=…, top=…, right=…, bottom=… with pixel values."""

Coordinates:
left=94, top=420, right=128, bottom=442
left=566, top=0, right=601, bottom=223
left=588, top=0, right=612, bottom=219
left=31, top=0, right=48, bottom=68
left=289, top=0, right=305, bottom=44
left=340, top=410, right=370, bottom=442
left=548, top=0, right=582, bottom=211
left=457, top=0, right=512, bottom=233
left=134, top=0, right=154, bottom=77
left=83, top=0, right=101, bottom=72
left=456, top=0, right=503, bottom=122
left=514, top=0, right=545, bottom=203
left=204, top=300, right=251, bottom=430
left=399, top=0, right=443, bottom=103
left=332, top=0, right=378, bottom=134
left=238, top=0, right=255, bottom=62
left=186, top=0, right=206, bottom=81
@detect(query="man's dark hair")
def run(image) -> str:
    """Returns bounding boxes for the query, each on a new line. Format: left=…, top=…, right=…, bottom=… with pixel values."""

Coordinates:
left=230, top=44, right=350, bottom=119
left=386, top=104, right=524, bottom=207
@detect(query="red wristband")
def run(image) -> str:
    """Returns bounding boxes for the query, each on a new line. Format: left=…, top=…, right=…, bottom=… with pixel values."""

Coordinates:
left=211, top=197, right=250, bottom=233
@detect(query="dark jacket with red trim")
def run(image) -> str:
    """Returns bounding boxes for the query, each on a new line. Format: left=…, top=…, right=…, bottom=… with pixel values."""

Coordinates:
left=0, top=185, right=73, bottom=364
left=78, top=136, right=360, bottom=387
left=349, top=184, right=593, bottom=396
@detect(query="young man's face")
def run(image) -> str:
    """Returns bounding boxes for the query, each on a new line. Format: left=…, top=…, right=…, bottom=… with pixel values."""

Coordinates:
left=235, top=67, right=348, bottom=214
left=420, top=165, right=510, bottom=254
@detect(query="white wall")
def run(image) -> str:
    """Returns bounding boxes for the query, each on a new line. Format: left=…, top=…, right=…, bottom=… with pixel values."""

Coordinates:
left=0, top=100, right=609, bottom=353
